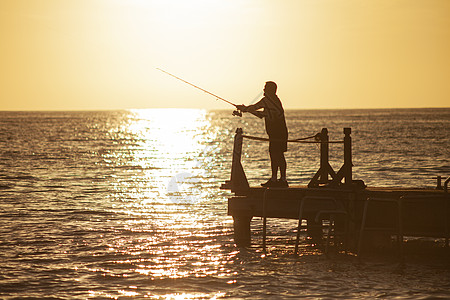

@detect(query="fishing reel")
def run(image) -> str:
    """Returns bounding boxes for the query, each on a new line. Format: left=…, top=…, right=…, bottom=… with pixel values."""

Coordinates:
left=232, top=110, right=243, bottom=117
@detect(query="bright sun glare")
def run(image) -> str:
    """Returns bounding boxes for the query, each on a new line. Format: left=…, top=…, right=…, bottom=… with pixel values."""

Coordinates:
left=126, top=109, right=210, bottom=203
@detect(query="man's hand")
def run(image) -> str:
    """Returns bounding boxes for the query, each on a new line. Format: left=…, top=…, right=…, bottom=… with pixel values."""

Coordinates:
left=236, top=105, right=247, bottom=112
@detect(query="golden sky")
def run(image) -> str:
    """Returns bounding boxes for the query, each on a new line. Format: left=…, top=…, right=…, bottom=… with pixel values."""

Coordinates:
left=1, top=0, right=449, bottom=110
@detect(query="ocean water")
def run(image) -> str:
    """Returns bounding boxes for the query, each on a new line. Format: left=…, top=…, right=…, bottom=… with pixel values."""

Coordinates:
left=0, top=108, right=449, bottom=299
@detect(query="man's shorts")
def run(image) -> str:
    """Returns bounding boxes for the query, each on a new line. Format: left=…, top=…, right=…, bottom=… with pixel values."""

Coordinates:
left=266, top=119, right=288, bottom=153
left=269, top=138, right=288, bottom=153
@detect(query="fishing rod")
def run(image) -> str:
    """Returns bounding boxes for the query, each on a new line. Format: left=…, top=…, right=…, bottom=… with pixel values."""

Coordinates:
left=156, top=68, right=263, bottom=118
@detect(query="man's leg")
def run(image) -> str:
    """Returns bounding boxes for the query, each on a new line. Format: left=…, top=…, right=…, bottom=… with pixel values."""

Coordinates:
left=261, top=151, right=279, bottom=187
left=279, top=152, right=287, bottom=180
left=264, top=150, right=288, bottom=187
left=269, top=151, right=279, bottom=180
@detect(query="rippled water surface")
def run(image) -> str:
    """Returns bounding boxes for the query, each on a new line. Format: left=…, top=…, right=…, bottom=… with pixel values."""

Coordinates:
left=0, top=108, right=449, bottom=299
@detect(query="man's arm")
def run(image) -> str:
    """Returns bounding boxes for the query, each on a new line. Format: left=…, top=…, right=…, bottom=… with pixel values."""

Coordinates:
left=236, top=99, right=266, bottom=119
left=248, top=110, right=265, bottom=119
left=236, top=105, right=265, bottom=119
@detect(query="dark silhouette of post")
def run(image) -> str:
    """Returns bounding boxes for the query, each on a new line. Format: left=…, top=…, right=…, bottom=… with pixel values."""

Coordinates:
left=319, top=128, right=330, bottom=184
left=308, top=128, right=337, bottom=188
left=221, top=128, right=249, bottom=192
left=343, top=128, right=352, bottom=185
left=331, top=127, right=354, bottom=186
left=233, top=215, right=252, bottom=247
left=230, top=128, right=249, bottom=192
left=223, top=128, right=252, bottom=247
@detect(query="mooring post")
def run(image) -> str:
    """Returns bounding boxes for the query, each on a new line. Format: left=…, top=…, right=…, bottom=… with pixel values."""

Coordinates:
left=230, top=128, right=249, bottom=192
left=433, top=176, right=443, bottom=190
left=343, top=128, right=352, bottom=185
left=319, top=128, right=329, bottom=184
left=308, top=127, right=334, bottom=188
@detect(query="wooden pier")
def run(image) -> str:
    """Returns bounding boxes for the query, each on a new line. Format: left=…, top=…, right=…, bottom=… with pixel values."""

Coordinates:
left=221, top=128, right=449, bottom=255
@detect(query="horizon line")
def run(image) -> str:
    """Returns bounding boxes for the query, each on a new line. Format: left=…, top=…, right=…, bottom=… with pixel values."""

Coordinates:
left=0, top=106, right=449, bottom=113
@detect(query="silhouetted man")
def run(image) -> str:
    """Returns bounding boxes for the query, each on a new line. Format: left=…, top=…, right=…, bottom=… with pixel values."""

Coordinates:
left=237, top=81, right=288, bottom=187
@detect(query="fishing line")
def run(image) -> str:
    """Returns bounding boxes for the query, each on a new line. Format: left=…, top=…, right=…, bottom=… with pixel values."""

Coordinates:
left=156, top=68, right=237, bottom=107
left=156, top=68, right=265, bottom=118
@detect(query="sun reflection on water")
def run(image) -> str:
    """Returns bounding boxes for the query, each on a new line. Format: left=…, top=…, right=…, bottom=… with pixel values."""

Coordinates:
left=94, top=108, right=238, bottom=289
left=123, top=108, right=213, bottom=204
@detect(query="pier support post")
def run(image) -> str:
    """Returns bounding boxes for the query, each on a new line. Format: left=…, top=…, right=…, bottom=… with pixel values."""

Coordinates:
left=233, top=216, right=252, bottom=247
